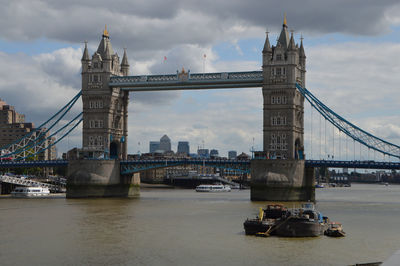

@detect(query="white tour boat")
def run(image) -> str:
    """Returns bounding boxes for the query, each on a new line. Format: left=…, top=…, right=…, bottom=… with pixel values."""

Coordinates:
left=11, top=186, right=50, bottom=197
left=195, top=184, right=231, bottom=192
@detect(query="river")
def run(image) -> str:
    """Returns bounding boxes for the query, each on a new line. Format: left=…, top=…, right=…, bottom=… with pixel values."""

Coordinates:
left=0, top=183, right=399, bottom=265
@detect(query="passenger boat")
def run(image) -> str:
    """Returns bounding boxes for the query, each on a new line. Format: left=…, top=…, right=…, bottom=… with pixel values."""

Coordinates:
left=11, top=186, right=50, bottom=197
left=195, top=184, right=231, bottom=192
left=324, top=222, right=346, bottom=237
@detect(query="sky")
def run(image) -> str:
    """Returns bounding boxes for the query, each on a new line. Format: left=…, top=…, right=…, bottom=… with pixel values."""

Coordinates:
left=1, top=0, right=400, bottom=160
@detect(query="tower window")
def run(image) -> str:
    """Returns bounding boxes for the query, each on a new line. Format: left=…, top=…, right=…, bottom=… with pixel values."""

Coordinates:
left=276, top=54, right=282, bottom=61
left=276, top=68, right=282, bottom=76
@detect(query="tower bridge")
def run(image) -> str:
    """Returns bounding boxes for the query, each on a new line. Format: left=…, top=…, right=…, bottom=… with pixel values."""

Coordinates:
left=1, top=17, right=399, bottom=199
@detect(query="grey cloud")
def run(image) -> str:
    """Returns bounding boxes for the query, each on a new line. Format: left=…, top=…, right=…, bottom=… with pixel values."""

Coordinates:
left=1, top=0, right=400, bottom=56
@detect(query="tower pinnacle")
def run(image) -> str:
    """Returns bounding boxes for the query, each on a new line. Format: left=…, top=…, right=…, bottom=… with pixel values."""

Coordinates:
left=283, top=13, right=287, bottom=27
left=81, top=41, right=90, bottom=61
left=121, top=48, right=129, bottom=66
left=262, top=31, right=272, bottom=53
left=103, top=24, right=109, bottom=38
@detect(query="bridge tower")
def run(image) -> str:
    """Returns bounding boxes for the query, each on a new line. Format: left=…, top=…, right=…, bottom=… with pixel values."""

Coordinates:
left=81, top=26, right=129, bottom=160
left=67, top=27, right=140, bottom=198
left=250, top=16, right=313, bottom=201
left=262, top=17, right=306, bottom=159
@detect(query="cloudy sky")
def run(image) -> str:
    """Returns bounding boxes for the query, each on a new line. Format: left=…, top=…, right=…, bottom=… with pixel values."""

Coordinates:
left=1, top=0, right=400, bottom=160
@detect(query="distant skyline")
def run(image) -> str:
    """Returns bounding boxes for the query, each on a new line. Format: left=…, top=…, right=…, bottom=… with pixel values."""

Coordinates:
left=1, top=1, right=400, bottom=159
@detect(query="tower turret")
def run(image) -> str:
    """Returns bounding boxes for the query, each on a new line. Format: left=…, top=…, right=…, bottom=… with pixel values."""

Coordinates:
left=81, top=41, right=90, bottom=72
left=262, top=32, right=272, bottom=67
left=121, top=48, right=130, bottom=76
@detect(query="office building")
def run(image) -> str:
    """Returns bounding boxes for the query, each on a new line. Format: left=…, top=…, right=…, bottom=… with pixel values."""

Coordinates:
left=149, top=141, right=160, bottom=153
left=228, top=150, right=237, bottom=159
left=210, top=149, right=219, bottom=158
left=197, top=148, right=209, bottom=158
left=177, top=141, right=190, bottom=155
left=159, top=134, right=171, bottom=152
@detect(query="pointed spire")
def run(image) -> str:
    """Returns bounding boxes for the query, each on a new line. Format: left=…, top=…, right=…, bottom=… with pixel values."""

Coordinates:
left=283, top=12, right=287, bottom=27
left=277, top=14, right=290, bottom=48
left=81, top=41, right=90, bottom=61
left=288, top=31, right=296, bottom=51
left=104, top=40, right=111, bottom=60
left=262, top=31, right=272, bottom=53
left=300, top=34, right=306, bottom=57
left=121, top=48, right=129, bottom=66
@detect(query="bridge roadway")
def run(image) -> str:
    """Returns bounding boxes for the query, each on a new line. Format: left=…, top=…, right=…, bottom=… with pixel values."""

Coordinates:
left=0, top=159, right=399, bottom=172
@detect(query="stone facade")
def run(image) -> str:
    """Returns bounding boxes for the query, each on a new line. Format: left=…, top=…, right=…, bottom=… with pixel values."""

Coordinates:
left=250, top=159, right=314, bottom=201
left=67, top=159, right=140, bottom=198
left=81, top=27, right=130, bottom=159
left=262, top=19, right=306, bottom=160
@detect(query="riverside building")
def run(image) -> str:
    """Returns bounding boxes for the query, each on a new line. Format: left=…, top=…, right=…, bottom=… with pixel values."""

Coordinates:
left=0, top=99, right=56, bottom=160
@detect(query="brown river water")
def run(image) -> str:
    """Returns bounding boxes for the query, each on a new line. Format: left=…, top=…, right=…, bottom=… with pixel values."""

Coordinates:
left=0, top=183, right=399, bottom=266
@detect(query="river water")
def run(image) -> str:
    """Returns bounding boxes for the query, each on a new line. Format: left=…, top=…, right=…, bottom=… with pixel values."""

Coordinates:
left=0, top=183, right=399, bottom=266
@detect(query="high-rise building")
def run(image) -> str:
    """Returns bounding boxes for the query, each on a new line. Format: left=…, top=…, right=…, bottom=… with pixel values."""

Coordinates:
left=210, top=149, right=219, bottom=158
left=159, top=135, right=171, bottom=152
left=0, top=99, right=56, bottom=160
left=177, top=141, right=189, bottom=155
left=149, top=141, right=160, bottom=153
left=228, top=150, right=237, bottom=159
left=197, top=148, right=209, bottom=158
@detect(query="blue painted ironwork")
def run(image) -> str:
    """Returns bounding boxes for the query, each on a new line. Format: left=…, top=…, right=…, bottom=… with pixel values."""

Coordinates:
left=109, top=71, right=263, bottom=91
left=0, top=91, right=82, bottom=159
left=1, top=159, right=399, bottom=170
left=305, top=160, right=400, bottom=170
left=15, top=114, right=83, bottom=161
left=296, top=84, right=400, bottom=159
left=0, top=160, right=68, bottom=168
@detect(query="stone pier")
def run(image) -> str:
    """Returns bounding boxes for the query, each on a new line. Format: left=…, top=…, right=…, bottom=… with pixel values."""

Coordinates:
left=250, top=159, right=314, bottom=201
left=66, top=159, right=140, bottom=198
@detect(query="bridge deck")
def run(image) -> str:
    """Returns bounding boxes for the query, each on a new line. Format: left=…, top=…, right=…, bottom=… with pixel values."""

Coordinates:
left=109, top=71, right=263, bottom=91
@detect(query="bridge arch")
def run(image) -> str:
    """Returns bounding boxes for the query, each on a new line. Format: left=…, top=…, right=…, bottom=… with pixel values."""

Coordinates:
left=110, top=141, right=119, bottom=159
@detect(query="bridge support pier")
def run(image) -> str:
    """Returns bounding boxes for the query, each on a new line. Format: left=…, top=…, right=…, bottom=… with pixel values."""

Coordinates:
left=66, top=159, right=140, bottom=198
left=250, top=159, right=315, bottom=201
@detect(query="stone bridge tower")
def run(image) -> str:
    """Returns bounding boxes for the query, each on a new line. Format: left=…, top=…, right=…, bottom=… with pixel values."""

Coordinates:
left=67, top=27, right=139, bottom=199
left=81, top=26, right=130, bottom=160
left=251, top=17, right=313, bottom=202
left=262, top=17, right=306, bottom=160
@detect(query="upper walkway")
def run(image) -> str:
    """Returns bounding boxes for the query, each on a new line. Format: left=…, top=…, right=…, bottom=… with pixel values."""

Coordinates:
left=109, top=71, right=263, bottom=91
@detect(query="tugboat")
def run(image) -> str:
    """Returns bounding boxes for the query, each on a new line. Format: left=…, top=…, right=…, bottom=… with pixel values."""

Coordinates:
left=324, top=222, right=346, bottom=237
